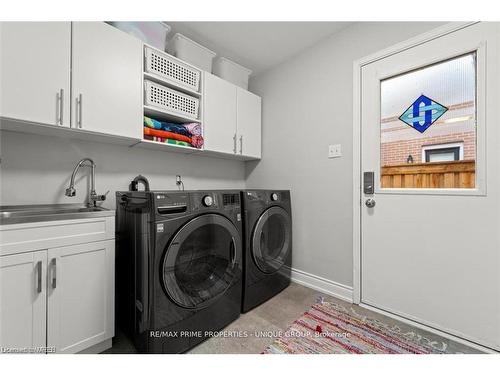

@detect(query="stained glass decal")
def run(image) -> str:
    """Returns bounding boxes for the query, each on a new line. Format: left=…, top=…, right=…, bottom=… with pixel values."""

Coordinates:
left=399, top=95, right=448, bottom=133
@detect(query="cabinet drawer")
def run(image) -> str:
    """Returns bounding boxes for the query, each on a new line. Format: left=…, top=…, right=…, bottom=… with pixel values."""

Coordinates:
left=0, top=216, right=115, bottom=256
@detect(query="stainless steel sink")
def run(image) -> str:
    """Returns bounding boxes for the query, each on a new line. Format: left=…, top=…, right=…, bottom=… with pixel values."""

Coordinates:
left=0, top=204, right=114, bottom=225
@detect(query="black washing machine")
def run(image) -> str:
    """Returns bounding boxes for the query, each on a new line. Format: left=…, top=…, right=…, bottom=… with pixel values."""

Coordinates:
left=240, top=190, right=292, bottom=312
left=115, top=190, right=242, bottom=353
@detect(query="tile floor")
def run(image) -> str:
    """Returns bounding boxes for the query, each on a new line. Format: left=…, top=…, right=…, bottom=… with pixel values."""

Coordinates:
left=104, top=282, right=482, bottom=354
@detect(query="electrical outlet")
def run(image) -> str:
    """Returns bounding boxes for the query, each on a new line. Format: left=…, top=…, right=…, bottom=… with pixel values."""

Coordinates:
left=328, top=144, right=342, bottom=158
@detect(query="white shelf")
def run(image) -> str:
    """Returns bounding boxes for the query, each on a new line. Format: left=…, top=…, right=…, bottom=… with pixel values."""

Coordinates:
left=130, top=138, right=260, bottom=160
left=132, top=139, right=202, bottom=154
left=143, top=105, right=201, bottom=124
left=143, top=72, right=202, bottom=98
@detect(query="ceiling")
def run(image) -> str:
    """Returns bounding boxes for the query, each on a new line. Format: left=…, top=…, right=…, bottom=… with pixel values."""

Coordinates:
left=166, top=22, right=352, bottom=76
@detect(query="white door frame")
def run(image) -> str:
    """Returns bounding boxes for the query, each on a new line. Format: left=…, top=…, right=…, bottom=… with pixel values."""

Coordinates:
left=352, top=21, right=478, bottom=305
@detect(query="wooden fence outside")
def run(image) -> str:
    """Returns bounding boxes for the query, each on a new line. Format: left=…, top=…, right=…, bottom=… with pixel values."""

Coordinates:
left=381, top=160, right=475, bottom=189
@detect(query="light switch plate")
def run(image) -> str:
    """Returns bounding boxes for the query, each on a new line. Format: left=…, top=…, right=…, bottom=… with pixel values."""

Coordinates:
left=328, top=144, right=342, bottom=158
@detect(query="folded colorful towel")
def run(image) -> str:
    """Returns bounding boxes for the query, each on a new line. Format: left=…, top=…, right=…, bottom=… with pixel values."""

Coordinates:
left=143, top=116, right=163, bottom=130
left=183, top=123, right=202, bottom=136
left=144, top=116, right=192, bottom=137
left=191, top=135, right=204, bottom=148
left=161, top=123, right=192, bottom=137
left=144, top=127, right=192, bottom=143
left=165, top=139, right=192, bottom=147
left=144, top=135, right=192, bottom=148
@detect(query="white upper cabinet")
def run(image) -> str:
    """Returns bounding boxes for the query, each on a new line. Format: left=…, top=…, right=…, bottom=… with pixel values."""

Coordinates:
left=237, top=88, right=261, bottom=158
left=0, top=251, right=47, bottom=351
left=0, top=22, right=71, bottom=127
left=203, top=73, right=262, bottom=159
left=203, top=73, right=238, bottom=154
left=71, top=22, right=142, bottom=139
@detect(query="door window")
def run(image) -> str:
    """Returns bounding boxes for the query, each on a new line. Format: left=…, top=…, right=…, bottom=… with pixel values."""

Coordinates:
left=162, top=214, right=240, bottom=309
left=380, top=53, right=476, bottom=189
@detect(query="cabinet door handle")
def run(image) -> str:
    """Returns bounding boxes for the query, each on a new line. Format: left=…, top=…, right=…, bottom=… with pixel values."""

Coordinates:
left=77, top=94, right=83, bottom=129
left=36, top=261, right=42, bottom=293
left=59, top=89, right=64, bottom=125
left=233, top=133, right=237, bottom=154
left=51, top=258, right=57, bottom=289
left=239, top=135, right=243, bottom=155
left=57, top=89, right=64, bottom=126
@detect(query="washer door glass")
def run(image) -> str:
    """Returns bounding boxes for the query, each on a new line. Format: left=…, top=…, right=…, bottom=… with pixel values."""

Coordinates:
left=252, top=206, right=291, bottom=273
left=162, top=214, right=241, bottom=309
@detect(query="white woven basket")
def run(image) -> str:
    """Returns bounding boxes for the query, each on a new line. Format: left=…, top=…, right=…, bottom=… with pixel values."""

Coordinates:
left=144, top=80, right=199, bottom=120
left=144, top=46, right=201, bottom=92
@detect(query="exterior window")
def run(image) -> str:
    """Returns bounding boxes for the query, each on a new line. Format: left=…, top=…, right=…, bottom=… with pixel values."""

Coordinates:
left=380, top=53, right=476, bottom=189
left=422, top=143, right=463, bottom=162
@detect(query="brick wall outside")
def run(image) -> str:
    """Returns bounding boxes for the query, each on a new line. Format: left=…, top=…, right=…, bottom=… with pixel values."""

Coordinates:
left=381, top=131, right=475, bottom=166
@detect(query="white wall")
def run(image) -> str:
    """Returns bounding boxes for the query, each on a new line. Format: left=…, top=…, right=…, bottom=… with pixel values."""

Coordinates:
left=246, top=22, right=445, bottom=292
left=0, top=130, right=246, bottom=208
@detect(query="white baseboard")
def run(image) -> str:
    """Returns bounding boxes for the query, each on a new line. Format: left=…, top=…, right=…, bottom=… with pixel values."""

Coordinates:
left=290, top=267, right=353, bottom=303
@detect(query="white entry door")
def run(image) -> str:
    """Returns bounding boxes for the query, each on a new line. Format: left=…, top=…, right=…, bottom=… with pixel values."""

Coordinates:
left=360, top=22, right=500, bottom=350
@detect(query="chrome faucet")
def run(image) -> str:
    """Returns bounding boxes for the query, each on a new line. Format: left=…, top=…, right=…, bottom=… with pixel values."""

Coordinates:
left=65, top=158, right=107, bottom=207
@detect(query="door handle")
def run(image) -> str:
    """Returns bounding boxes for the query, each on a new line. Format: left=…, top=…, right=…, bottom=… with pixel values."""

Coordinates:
left=51, top=258, right=57, bottom=289
left=77, top=94, right=83, bottom=129
left=239, top=135, right=243, bottom=155
left=233, top=133, right=237, bottom=154
left=365, top=198, right=376, bottom=208
left=36, top=261, right=42, bottom=293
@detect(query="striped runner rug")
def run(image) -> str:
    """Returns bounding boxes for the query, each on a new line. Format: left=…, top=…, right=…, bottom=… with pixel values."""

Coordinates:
left=263, top=300, right=448, bottom=354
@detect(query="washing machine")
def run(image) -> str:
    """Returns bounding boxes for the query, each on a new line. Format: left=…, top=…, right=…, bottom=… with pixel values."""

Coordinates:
left=115, top=190, right=243, bottom=353
left=240, top=190, right=292, bottom=312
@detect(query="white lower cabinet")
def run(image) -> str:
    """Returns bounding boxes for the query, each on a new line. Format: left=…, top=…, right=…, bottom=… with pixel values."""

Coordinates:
left=0, top=216, right=115, bottom=354
left=47, top=240, right=114, bottom=354
left=0, top=251, right=47, bottom=352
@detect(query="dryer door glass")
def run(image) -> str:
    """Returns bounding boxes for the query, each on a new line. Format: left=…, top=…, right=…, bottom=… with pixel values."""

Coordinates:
left=162, top=214, right=241, bottom=309
left=252, top=206, right=291, bottom=274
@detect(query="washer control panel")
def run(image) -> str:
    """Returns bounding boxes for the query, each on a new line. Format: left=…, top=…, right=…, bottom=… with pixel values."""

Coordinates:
left=270, top=192, right=279, bottom=201
left=154, top=193, right=189, bottom=215
left=191, top=192, right=219, bottom=210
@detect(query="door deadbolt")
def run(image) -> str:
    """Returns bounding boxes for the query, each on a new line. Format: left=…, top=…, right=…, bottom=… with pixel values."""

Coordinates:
left=363, top=172, right=374, bottom=194
left=365, top=198, right=376, bottom=208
